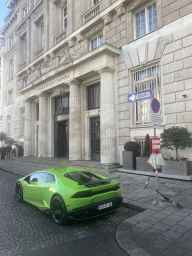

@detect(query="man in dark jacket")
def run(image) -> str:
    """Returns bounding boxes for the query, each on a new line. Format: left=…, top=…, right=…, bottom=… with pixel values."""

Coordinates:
left=6, top=145, right=12, bottom=159
left=1, top=146, right=6, bottom=160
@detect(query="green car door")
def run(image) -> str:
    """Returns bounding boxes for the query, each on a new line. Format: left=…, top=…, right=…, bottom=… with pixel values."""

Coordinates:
left=24, top=172, right=48, bottom=207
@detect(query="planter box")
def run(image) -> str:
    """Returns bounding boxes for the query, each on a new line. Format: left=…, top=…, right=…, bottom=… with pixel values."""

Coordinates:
left=162, top=160, right=192, bottom=176
left=123, top=151, right=153, bottom=171
left=123, top=151, right=192, bottom=176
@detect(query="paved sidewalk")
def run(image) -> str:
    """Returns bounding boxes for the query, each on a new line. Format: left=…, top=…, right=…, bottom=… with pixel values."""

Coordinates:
left=1, top=157, right=192, bottom=256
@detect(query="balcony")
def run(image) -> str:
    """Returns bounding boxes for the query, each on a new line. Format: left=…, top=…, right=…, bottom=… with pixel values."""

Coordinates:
left=35, top=47, right=44, bottom=59
left=82, top=1, right=101, bottom=24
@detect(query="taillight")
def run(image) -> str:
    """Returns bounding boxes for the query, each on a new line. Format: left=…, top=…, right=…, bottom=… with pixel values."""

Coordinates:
left=114, top=184, right=120, bottom=190
left=71, top=190, right=92, bottom=198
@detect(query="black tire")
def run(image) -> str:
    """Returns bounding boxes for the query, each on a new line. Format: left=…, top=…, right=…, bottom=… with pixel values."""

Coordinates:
left=15, top=182, right=23, bottom=202
left=51, top=195, right=68, bottom=225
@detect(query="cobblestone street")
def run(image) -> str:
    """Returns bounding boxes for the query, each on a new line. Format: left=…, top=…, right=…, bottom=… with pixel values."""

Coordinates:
left=0, top=169, right=138, bottom=256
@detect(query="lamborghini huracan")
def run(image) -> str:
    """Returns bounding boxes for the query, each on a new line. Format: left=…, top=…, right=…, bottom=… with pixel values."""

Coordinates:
left=15, top=167, right=122, bottom=224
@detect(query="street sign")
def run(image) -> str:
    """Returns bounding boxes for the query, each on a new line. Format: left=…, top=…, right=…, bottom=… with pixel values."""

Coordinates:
left=150, top=113, right=161, bottom=127
left=127, top=89, right=152, bottom=103
left=151, top=98, right=160, bottom=113
left=150, top=137, right=161, bottom=154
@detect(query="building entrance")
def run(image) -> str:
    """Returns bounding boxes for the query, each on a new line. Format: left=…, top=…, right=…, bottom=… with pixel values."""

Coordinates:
left=55, top=120, right=68, bottom=158
left=91, top=117, right=100, bottom=161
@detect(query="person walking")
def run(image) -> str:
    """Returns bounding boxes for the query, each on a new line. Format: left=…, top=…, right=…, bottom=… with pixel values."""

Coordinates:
left=1, top=146, right=6, bottom=160
left=6, top=145, right=12, bottom=159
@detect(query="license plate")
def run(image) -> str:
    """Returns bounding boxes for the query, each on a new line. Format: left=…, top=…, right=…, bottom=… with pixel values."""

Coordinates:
left=97, top=202, right=112, bottom=210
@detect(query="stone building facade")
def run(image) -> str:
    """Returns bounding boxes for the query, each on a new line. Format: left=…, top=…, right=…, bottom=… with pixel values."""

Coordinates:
left=1, top=0, right=192, bottom=163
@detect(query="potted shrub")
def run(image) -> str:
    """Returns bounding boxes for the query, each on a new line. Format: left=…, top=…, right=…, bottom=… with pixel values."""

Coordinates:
left=161, top=126, right=192, bottom=160
left=142, top=134, right=150, bottom=157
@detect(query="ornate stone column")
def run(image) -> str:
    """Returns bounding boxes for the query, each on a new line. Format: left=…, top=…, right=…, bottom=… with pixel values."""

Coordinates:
left=69, top=79, right=82, bottom=160
left=38, top=93, right=48, bottom=157
left=24, top=99, right=33, bottom=156
left=99, top=67, right=117, bottom=164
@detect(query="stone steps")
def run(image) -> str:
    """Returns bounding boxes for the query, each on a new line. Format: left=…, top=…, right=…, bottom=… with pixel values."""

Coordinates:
left=13, top=157, right=121, bottom=174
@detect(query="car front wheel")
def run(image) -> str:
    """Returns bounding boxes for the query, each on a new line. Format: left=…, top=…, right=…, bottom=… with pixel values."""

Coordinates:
left=51, top=195, right=68, bottom=225
left=15, top=182, right=23, bottom=202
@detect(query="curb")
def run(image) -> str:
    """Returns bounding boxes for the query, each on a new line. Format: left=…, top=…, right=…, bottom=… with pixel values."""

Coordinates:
left=118, top=168, right=192, bottom=181
left=116, top=217, right=152, bottom=256
left=116, top=202, right=153, bottom=256
left=122, top=201, right=145, bottom=213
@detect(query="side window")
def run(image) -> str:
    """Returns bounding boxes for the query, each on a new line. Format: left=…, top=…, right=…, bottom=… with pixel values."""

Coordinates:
left=46, top=173, right=55, bottom=182
left=30, top=172, right=48, bottom=182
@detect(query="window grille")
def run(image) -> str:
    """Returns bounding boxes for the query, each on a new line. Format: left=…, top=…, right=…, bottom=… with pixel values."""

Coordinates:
left=132, top=64, right=162, bottom=126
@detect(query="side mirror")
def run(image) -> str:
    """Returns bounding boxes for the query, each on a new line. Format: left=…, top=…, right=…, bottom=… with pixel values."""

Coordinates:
left=24, top=176, right=30, bottom=184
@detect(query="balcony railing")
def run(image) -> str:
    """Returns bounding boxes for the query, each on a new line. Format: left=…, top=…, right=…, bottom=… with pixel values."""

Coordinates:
left=82, top=2, right=101, bottom=24
left=19, top=61, right=26, bottom=70
left=54, top=29, right=66, bottom=45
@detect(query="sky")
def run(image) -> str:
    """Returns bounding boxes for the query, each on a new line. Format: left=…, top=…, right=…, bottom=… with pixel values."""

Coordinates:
left=0, top=0, right=10, bottom=31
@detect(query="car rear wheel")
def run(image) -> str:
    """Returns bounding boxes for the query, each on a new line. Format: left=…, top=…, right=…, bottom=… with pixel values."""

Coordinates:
left=15, top=182, right=23, bottom=202
left=51, top=195, right=68, bottom=225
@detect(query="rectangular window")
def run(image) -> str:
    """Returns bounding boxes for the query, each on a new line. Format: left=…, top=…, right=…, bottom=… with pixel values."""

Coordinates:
left=7, top=116, right=11, bottom=137
left=36, top=103, right=39, bottom=121
left=9, top=59, right=13, bottom=79
left=39, top=23, right=44, bottom=47
left=36, top=19, right=44, bottom=48
left=132, top=64, right=161, bottom=126
left=8, top=90, right=13, bottom=105
left=55, top=95, right=69, bottom=114
left=21, top=34, right=27, bottom=62
left=135, top=2, right=157, bottom=38
left=92, top=0, right=100, bottom=6
left=22, top=78, right=28, bottom=87
left=10, top=34, right=14, bottom=48
left=23, top=5, right=28, bottom=19
left=63, top=4, right=67, bottom=29
left=87, top=83, right=100, bottom=110
left=91, top=34, right=103, bottom=50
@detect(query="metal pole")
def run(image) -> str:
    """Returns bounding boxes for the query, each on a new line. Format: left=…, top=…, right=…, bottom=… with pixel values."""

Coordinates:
left=154, top=125, right=159, bottom=204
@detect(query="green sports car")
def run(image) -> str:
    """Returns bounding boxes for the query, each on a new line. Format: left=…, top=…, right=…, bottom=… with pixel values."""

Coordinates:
left=15, top=167, right=122, bottom=225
